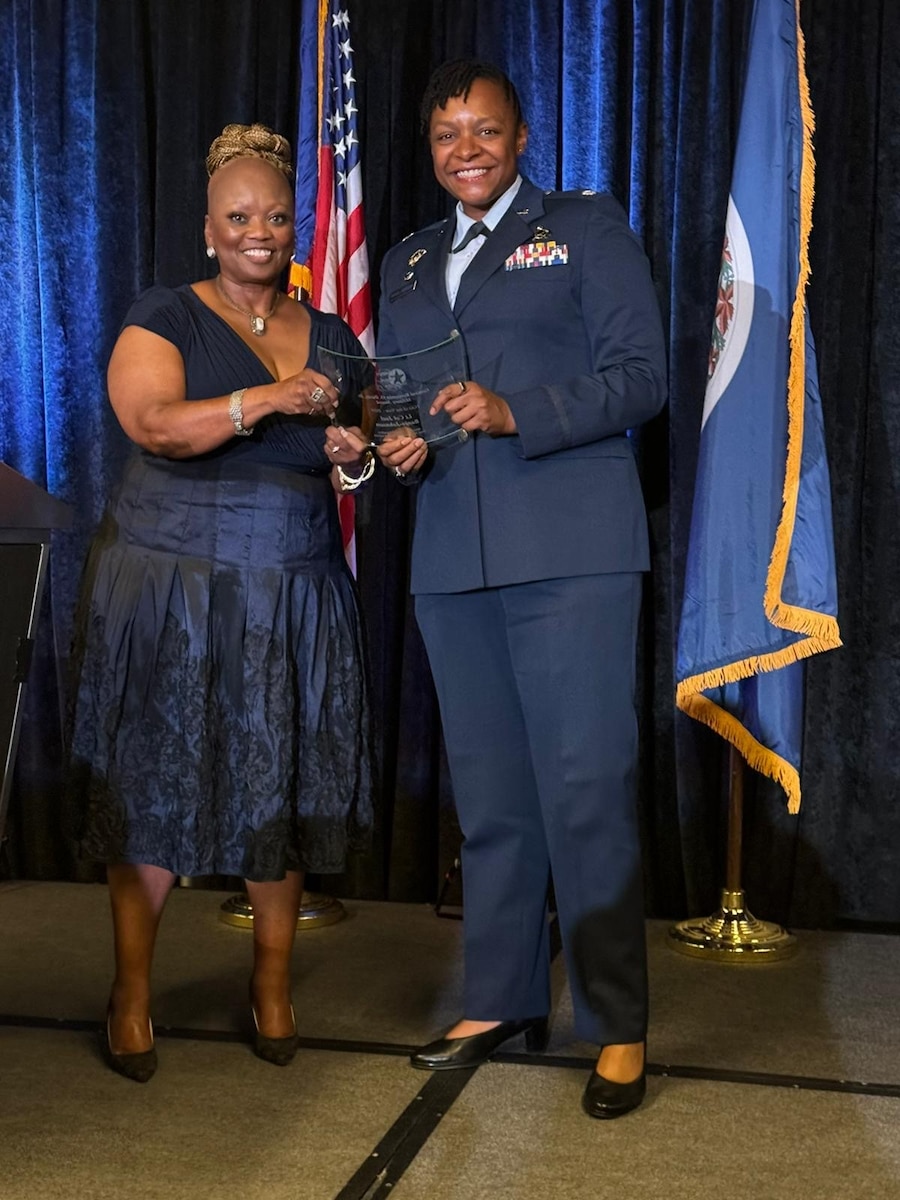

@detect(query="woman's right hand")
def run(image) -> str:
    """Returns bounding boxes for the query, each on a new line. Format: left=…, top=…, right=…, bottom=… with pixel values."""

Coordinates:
left=376, top=429, right=428, bottom=478
left=269, top=369, right=340, bottom=419
left=108, top=329, right=339, bottom=458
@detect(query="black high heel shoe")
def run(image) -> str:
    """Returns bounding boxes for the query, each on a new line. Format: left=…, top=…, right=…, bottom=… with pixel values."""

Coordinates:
left=103, top=1004, right=157, bottom=1084
left=581, top=1045, right=646, bottom=1119
left=410, top=1017, right=549, bottom=1071
left=250, top=993, right=299, bottom=1067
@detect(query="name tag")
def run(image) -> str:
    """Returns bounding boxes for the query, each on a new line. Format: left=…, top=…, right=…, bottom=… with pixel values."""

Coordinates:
left=505, top=242, right=569, bottom=271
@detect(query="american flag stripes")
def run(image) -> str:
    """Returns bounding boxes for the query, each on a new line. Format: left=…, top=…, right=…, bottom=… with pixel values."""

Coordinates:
left=291, top=0, right=374, bottom=570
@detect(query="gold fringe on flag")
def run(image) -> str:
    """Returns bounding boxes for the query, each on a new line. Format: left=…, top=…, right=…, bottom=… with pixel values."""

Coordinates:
left=762, top=0, right=841, bottom=653
left=288, top=260, right=313, bottom=301
left=676, top=631, right=838, bottom=814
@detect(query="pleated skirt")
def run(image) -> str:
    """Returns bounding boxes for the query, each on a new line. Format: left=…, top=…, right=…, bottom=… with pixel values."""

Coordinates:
left=67, top=454, right=374, bottom=880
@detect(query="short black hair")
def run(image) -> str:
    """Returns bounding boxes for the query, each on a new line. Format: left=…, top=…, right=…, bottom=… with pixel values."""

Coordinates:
left=419, top=59, right=525, bottom=134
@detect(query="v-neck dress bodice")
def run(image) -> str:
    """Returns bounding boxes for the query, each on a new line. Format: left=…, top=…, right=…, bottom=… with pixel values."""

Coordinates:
left=127, top=284, right=363, bottom=473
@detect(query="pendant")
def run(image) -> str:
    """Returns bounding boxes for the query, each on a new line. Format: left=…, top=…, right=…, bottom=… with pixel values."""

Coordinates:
left=250, top=316, right=266, bottom=336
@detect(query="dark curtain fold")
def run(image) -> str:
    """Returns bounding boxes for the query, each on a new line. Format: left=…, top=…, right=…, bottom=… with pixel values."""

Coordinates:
left=2, top=0, right=898, bottom=929
left=783, top=0, right=900, bottom=927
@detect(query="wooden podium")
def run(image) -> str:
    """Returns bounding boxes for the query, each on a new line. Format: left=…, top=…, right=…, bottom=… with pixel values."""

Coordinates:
left=0, top=463, right=72, bottom=846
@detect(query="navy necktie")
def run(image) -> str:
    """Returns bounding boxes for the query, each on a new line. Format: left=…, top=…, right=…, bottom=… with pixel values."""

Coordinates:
left=451, top=220, right=489, bottom=253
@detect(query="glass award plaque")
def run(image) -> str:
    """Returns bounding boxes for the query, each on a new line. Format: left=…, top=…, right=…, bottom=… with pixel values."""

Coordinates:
left=319, top=331, right=469, bottom=448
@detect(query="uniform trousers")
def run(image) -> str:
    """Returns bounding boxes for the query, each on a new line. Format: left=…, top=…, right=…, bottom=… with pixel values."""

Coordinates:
left=415, top=571, right=648, bottom=1044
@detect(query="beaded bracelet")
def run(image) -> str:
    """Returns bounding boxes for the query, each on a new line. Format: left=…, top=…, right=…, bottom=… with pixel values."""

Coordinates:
left=336, top=449, right=376, bottom=492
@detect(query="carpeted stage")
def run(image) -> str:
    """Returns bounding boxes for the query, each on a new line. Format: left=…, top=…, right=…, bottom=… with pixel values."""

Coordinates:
left=1, top=881, right=898, bottom=1199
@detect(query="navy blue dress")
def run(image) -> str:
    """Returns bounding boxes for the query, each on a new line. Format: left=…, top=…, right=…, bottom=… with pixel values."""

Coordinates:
left=68, top=286, right=374, bottom=880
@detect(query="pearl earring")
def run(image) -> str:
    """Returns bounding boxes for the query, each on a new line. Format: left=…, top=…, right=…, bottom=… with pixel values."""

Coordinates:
left=206, top=246, right=216, bottom=259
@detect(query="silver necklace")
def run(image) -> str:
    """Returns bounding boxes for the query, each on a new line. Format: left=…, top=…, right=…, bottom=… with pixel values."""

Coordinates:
left=215, top=277, right=280, bottom=336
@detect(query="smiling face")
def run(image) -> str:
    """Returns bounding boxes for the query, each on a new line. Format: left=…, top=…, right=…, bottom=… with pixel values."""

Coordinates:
left=204, top=156, right=294, bottom=285
left=428, top=77, right=528, bottom=218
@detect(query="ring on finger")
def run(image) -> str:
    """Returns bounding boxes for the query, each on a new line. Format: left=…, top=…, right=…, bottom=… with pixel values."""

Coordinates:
left=310, top=385, right=327, bottom=406
left=457, top=380, right=467, bottom=395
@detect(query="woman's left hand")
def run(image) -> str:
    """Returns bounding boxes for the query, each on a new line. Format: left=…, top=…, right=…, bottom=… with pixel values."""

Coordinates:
left=430, top=380, right=517, bottom=436
left=325, top=424, right=370, bottom=467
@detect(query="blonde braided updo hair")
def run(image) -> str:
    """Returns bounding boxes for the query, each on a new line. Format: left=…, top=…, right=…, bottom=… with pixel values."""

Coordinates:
left=205, top=123, right=294, bottom=181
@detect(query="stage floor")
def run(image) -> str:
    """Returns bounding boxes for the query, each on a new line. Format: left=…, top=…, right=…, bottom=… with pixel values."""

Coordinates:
left=1, top=882, right=898, bottom=1199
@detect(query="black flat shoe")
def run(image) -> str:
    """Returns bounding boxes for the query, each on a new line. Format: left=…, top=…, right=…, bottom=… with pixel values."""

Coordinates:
left=410, top=1017, right=549, bottom=1071
left=251, top=1003, right=299, bottom=1067
left=103, top=1006, right=157, bottom=1084
left=581, top=1065, right=646, bottom=1119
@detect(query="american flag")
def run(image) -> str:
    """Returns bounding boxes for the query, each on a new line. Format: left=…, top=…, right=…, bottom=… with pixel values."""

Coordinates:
left=291, top=0, right=373, bottom=347
left=291, top=0, right=373, bottom=569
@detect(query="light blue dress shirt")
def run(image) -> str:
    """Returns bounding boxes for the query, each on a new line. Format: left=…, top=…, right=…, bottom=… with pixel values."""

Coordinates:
left=445, top=175, right=523, bottom=308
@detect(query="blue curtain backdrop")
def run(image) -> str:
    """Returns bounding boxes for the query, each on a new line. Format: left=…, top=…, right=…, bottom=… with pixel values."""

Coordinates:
left=2, top=0, right=898, bottom=927
left=0, top=0, right=303, bottom=876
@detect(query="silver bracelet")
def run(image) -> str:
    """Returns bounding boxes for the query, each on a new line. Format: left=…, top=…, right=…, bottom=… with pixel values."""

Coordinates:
left=337, top=450, right=375, bottom=491
left=228, top=388, right=253, bottom=436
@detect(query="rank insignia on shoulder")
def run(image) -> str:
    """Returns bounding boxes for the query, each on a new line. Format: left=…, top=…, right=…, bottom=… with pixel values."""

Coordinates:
left=546, top=188, right=601, bottom=201
left=505, top=241, right=569, bottom=270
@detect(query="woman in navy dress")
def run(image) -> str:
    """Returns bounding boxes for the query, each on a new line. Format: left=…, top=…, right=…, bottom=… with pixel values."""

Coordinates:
left=68, top=124, right=375, bottom=1081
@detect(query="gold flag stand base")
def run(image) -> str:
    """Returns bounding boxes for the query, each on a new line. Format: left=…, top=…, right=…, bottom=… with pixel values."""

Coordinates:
left=668, top=887, right=797, bottom=962
left=218, top=891, right=345, bottom=931
left=669, top=749, right=798, bottom=964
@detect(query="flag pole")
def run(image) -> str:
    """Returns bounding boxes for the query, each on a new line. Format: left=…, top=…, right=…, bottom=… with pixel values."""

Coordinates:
left=667, top=745, right=797, bottom=961
left=219, top=0, right=366, bottom=937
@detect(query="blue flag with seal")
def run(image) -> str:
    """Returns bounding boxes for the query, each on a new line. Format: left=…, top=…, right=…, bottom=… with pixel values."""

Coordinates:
left=675, top=0, right=841, bottom=814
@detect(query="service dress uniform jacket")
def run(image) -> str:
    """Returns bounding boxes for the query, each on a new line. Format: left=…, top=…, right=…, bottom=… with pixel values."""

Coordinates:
left=377, top=177, right=667, bottom=595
